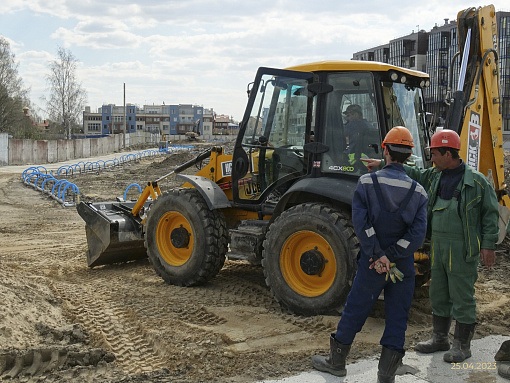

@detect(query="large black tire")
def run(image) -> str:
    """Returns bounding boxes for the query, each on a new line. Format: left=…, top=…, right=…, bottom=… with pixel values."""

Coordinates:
left=145, top=188, right=228, bottom=286
left=262, top=203, right=358, bottom=316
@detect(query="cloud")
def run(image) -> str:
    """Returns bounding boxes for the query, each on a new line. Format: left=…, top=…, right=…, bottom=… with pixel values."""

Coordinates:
left=2, top=0, right=510, bottom=120
left=51, top=26, right=142, bottom=50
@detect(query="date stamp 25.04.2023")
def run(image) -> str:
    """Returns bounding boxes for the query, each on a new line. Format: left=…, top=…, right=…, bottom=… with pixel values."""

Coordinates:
left=451, top=362, right=497, bottom=370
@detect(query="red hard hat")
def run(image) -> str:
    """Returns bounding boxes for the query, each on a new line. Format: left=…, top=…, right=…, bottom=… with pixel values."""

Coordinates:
left=429, top=129, right=461, bottom=150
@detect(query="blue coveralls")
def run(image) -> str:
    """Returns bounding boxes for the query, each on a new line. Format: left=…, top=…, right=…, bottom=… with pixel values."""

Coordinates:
left=335, top=163, right=428, bottom=353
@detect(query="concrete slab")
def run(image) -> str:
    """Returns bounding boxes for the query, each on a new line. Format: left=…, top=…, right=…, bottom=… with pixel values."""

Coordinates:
left=258, top=335, right=510, bottom=383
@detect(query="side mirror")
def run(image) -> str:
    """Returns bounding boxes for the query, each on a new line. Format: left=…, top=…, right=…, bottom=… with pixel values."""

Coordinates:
left=246, top=81, right=254, bottom=98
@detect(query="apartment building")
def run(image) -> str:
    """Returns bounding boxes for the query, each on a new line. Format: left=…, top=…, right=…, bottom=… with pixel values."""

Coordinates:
left=83, top=104, right=207, bottom=137
left=424, top=19, right=459, bottom=124
left=202, top=108, right=214, bottom=136
left=353, top=11, right=510, bottom=137
left=388, top=30, right=428, bottom=72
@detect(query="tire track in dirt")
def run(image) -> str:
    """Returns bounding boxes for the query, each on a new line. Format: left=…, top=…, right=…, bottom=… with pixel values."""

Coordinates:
left=51, top=280, right=167, bottom=374
left=0, top=158, right=380, bottom=381
left=0, top=346, right=115, bottom=379
left=49, top=254, right=332, bottom=371
left=215, top=261, right=337, bottom=336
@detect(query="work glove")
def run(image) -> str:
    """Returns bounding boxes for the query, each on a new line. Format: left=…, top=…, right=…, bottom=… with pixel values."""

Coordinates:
left=385, top=263, right=404, bottom=283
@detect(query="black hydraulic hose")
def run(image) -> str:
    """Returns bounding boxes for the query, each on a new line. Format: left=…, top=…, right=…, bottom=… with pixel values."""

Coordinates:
left=464, top=48, right=499, bottom=111
left=445, top=25, right=473, bottom=133
left=445, top=47, right=499, bottom=134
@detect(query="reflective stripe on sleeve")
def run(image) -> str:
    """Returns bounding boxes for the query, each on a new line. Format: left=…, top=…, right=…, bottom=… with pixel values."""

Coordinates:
left=397, top=239, right=410, bottom=248
left=365, top=227, right=376, bottom=237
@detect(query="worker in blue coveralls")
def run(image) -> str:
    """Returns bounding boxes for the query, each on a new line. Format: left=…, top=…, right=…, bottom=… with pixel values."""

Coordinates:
left=362, top=128, right=499, bottom=366
left=311, top=126, right=428, bottom=383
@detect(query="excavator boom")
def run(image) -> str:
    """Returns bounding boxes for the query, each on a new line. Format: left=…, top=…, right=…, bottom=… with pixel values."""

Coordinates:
left=444, top=5, right=509, bottom=239
left=447, top=5, right=508, bottom=205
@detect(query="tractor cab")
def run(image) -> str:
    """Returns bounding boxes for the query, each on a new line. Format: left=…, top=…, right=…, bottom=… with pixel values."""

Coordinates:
left=231, top=62, right=431, bottom=210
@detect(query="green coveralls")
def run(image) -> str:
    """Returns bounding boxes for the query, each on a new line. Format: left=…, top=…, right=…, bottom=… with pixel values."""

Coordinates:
left=430, top=195, right=478, bottom=323
left=405, top=163, right=499, bottom=325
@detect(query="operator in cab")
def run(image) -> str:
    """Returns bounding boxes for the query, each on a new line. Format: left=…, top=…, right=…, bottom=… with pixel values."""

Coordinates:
left=343, top=104, right=377, bottom=171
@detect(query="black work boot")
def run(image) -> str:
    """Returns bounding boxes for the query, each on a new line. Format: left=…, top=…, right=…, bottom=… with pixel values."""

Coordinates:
left=496, top=341, right=510, bottom=380
left=443, top=322, right=475, bottom=362
left=499, top=362, right=510, bottom=380
left=414, top=315, right=451, bottom=353
left=495, top=340, right=510, bottom=361
left=311, top=333, right=351, bottom=377
left=377, top=346, right=404, bottom=383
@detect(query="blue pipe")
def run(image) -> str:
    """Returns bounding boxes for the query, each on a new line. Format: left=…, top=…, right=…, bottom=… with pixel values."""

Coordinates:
left=20, top=147, right=167, bottom=206
left=41, top=175, right=57, bottom=193
left=51, top=179, right=68, bottom=198
left=123, top=183, right=142, bottom=201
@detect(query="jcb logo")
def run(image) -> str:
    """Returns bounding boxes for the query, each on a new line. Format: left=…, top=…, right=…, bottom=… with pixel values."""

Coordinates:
left=467, top=111, right=481, bottom=171
left=244, top=181, right=261, bottom=195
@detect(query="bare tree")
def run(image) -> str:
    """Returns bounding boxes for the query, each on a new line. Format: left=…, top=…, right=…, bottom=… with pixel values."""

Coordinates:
left=0, top=36, right=31, bottom=137
left=45, top=47, right=87, bottom=139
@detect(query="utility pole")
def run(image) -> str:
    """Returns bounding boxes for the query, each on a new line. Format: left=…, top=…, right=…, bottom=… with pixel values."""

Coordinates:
left=123, top=83, right=126, bottom=149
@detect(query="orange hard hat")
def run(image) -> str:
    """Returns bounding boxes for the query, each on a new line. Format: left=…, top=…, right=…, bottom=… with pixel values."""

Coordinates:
left=428, top=129, right=461, bottom=150
left=382, top=126, right=414, bottom=153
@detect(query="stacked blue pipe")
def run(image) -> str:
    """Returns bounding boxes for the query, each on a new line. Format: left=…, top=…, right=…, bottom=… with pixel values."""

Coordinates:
left=20, top=147, right=184, bottom=207
left=21, top=166, right=79, bottom=207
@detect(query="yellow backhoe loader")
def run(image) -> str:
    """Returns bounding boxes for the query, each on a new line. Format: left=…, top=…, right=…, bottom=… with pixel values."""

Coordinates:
left=77, top=4, right=509, bottom=316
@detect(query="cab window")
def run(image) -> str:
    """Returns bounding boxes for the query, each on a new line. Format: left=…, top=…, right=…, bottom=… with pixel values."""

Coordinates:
left=321, top=72, right=382, bottom=175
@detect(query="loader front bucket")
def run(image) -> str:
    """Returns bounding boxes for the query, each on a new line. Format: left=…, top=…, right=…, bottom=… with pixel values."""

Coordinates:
left=76, top=201, right=148, bottom=267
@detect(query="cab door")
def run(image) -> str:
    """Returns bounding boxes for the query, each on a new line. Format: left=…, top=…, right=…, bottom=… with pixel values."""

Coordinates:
left=232, top=68, right=315, bottom=205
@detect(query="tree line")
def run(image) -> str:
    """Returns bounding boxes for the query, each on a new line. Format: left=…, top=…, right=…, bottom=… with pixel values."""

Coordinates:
left=0, top=36, right=86, bottom=140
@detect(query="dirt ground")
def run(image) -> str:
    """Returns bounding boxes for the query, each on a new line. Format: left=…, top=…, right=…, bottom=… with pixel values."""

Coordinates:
left=0, top=143, right=509, bottom=382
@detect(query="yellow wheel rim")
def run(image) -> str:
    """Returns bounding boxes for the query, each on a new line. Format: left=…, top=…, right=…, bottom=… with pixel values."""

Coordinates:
left=280, top=230, right=337, bottom=297
left=156, top=211, right=194, bottom=266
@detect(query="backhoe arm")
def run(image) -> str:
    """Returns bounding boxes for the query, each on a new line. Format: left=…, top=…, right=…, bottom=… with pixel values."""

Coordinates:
left=446, top=5, right=509, bottom=209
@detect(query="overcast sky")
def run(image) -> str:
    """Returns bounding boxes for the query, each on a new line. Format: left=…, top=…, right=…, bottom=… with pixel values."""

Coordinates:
left=1, top=1, right=509, bottom=121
